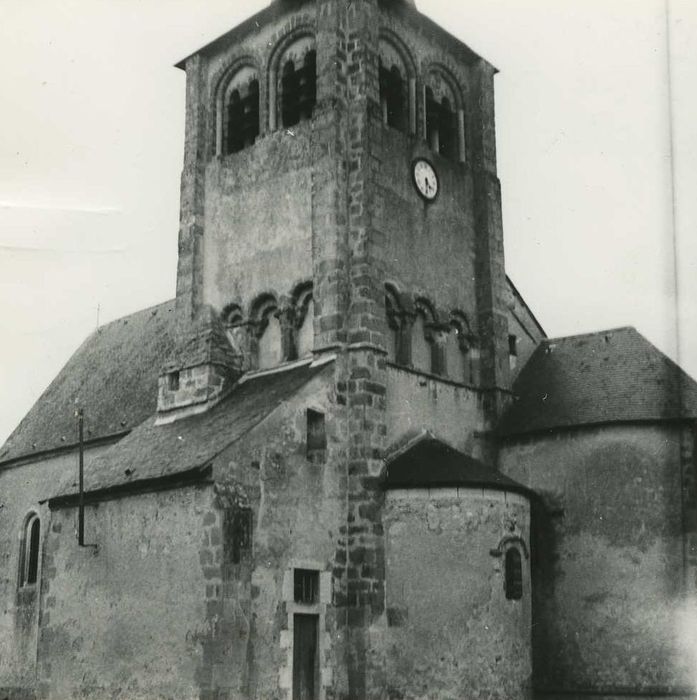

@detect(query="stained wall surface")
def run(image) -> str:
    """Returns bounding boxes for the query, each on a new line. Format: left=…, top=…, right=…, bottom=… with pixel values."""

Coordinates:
left=24, top=368, right=345, bottom=700
left=385, top=364, right=487, bottom=457
left=505, top=280, right=545, bottom=379
left=499, top=424, right=695, bottom=697
left=0, top=445, right=113, bottom=698
left=39, top=486, right=213, bottom=700
left=375, top=123, right=477, bottom=315
left=384, top=488, right=532, bottom=700
left=203, top=128, right=314, bottom=313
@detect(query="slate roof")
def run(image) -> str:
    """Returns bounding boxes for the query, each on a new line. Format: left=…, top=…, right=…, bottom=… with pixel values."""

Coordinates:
left=48, top=359, right=332, bottom=503
left=498, top=327, right=697, bottom=437
left=0, top=300, right=177, bottom=466
left=384, top=434, right=530, bottom=497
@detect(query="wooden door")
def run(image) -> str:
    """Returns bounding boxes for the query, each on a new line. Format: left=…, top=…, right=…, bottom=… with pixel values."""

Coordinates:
left=293, top=613, right=319, bottom=700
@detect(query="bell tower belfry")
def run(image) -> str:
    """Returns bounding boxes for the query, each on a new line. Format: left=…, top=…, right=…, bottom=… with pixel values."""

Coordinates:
left=167, top=0, right=514, bottom=696
left=168, top=0, right=510, bottom=411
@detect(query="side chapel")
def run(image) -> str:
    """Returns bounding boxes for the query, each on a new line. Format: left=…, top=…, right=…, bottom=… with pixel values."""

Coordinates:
left=2, top=1, right=697, bottom=699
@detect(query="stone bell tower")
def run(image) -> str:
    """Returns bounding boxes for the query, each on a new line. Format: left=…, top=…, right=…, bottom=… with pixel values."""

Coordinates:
left=165, top=0, right=510, bottom=414
left=165, top=0, right=512, bottom=696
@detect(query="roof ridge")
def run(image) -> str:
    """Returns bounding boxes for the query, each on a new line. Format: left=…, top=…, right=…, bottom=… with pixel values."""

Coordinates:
left=96, top=298, right=175, bottom=332
left=542, top=326, right=637, bottom=344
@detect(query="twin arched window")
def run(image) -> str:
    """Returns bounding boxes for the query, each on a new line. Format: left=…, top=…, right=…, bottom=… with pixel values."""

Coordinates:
left=19, top=513, right=40, bottom=588
left=217, top=34, right=464, bottom=162
left=217, top=36, right=317, bottom=156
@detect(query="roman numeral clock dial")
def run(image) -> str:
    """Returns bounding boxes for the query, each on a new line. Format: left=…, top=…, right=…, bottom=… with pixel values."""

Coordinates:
left=412, top=158, right=439, bottom=202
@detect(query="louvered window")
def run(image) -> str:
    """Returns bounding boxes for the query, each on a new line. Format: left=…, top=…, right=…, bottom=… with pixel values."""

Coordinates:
left=282, top=51, right=316, bottom=127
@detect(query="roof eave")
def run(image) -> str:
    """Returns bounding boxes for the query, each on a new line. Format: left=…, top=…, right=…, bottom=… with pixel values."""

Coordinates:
left=174, top=4, right=281, bottom=70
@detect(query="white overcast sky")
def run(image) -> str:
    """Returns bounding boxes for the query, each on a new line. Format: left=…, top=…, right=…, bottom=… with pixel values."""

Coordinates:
left=0, top=0, right=695, bottom=446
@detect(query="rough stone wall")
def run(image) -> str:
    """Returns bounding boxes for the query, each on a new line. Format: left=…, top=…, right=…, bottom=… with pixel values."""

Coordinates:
left=203, top=129, right=314, bottom=313
left=374, top=123, right=477, bottom=314
left=504, top=282, right=545, bottom=380
left=209, top=368, right=343, bottom=700
left=499, top=424, right=696, bottom=696
left=385, top=364, right=487, bottom=458
left=384, top=488, right=532, bottom=700
left=0, top=446, right=112, bottom=699
left=373, top=6, right=511, bottom=421
left=38, top=486, right=213, bottom=700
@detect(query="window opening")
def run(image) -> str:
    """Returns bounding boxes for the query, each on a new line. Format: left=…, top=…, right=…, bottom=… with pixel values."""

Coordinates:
left=509, top=334, right=518, bottom=372
left=426, top=85, right=459, bottom=160
left=380, top=62, right=405, bottom=131
left=306, top=409, right=327, bottom=456
left=296, top=297, right=314, bottom=358
left=20, top=515, right=40, bottom=587
left=438, top=97, right=457, bottom=160
left=386, top=290, right=411, bottom=366
left=282, top=50, right=316, bottom=128
left=294, top=568, right=319, bottom=605
left=225, top=79, right=260, bottom=154
left=168, top=371, right=180, bottom=392
left=505, top=547, right=523, bottom=600
left=224, top=508, right=253, bottom=565
left=426, top=87, right=440, bottom=153
left=257, top=310, right=283, bottom=369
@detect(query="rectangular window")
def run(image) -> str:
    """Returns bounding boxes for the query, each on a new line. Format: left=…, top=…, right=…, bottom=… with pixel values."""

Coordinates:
left=224, top=507, right=253, bottom=565
left=168, top=370, right=180, bottom=391
left=294, top=568, right=319, bottom=605
left=306, top=409, right=326, bottom=454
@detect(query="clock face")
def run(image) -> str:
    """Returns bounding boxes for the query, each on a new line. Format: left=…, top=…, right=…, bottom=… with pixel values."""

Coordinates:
left=412, top=159, right=439, bottom=201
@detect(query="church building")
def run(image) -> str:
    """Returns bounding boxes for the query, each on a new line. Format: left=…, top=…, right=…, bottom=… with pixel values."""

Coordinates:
left=2, top=1, right=696, bottom=699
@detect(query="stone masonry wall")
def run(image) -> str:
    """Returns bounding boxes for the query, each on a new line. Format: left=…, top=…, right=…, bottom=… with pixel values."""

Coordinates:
left=384, top=488, right=532, bottom=700
left=499, top=424, right=696, bottom=696
left=37, top=486, right=214, bottom=700
left=0, top=446, right=112, bottom=700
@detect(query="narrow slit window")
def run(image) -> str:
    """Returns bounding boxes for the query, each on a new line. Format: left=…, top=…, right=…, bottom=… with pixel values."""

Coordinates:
left=505, top=548, right=523, bottom=600
left=426, top=87, right=440, bottom=153
left=294, top=568, right=319, bottom=605
left=509, top=334, right=518, bottom=371
left=168, top=370, right=180, bottom=392
left=224, top=507, right=253, bottom=565
left=20, top=514, right=40, bottom=587
left=227, top=89, right=244, bottom=153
